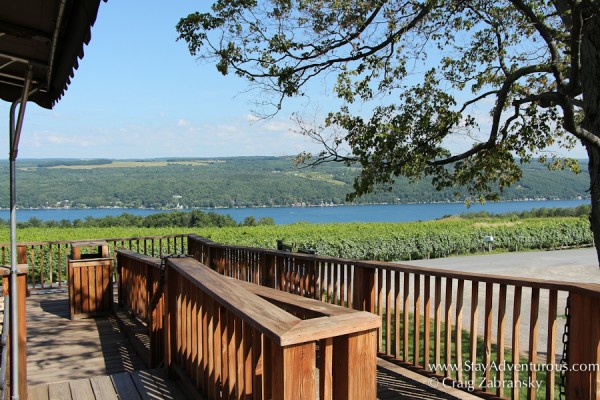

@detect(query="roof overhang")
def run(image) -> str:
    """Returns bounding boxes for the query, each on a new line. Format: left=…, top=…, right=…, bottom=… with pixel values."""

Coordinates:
left=0, top=0, right=103, bottom=109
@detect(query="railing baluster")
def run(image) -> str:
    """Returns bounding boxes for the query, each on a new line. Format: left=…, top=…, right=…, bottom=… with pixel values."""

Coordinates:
left=37, top=245, right=43, bottom=288
left=423, top=275, right=431, bottom=371
left=377, top=268, right=383, bottom=349
left=329, top=261, right=334, bottom=304
left=340, top=264, right=346, bottom=307
left=386, top=269, right=392, bottom=356
left=414, top=273, right=421, bottom=366
left=528, top=287, right=540, bottom=400
left=403, top=272, right=410, bottom=361
left=202, top=291, right=210, bottom=397
left=547, top=289, right=557, bottom=400
left=187, top=278, right=194, bottom=376
left=320, top=337, right=333, bottom=400
left=496, top=283, right=507, bottom=398
left=333, top=262, right=339, bottom=304
left=207, top=294, right=215, bottom=399
left=242, top=321, right=252, bottom=399
left=470, top=281, right=479, bottom=385
left=483, top=282, right=494, bottom=391
left=455, top=279, right=464, bottom=382
left=48, top=243, right=53, bottom=287
left=512, top=286, right=522, bottom=400
left=394, top=270, right=401, bottom=359
left=234, top=315, right=243, bottom=400
left=434, top=276, right=442, bottom=369
left=444, top=278, right=453, bottom=379
left=58, top=244, right=62, bottom=286
left=29, top=246, right=35, bottom=288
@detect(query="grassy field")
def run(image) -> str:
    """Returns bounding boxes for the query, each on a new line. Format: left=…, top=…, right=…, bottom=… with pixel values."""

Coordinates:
left=44, top=160, right=223, bottom=169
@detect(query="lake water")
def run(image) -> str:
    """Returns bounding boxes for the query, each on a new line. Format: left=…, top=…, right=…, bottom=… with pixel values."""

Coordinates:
left=0, top=199, right=590, bottom=225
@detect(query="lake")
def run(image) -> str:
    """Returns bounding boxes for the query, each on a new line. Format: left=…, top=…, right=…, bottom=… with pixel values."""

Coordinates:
left=0, top=199, right=590, bottom=224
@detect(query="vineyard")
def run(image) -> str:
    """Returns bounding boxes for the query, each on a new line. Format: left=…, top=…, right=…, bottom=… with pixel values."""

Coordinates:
left=198, top=217, right=593, bottom=261
left=1, top=216, right=591, bottom=262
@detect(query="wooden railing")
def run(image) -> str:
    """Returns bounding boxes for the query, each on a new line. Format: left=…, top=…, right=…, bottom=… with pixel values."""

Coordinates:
left=117, top=250, right=161, bottom=322
left=117, top=249, right=380, bottom=398
left=188, top=234, right=600, bottom=400
left=0, top=234, right=188, bottom=291
left=164, top=256, right=380, bottom=399
left=116, top=250, right=165, bottom=368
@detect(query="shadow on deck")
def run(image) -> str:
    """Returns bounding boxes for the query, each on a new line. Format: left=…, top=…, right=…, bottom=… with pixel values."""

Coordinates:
left=26, top=289, right=473, bottom=400
left=26, top=289, right=190, bottom=399
left=28, top=368, right=191, bottom=400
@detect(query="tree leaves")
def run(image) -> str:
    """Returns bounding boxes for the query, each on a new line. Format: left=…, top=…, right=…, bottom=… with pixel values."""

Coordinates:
left=177, top=0, right=595, bottom=204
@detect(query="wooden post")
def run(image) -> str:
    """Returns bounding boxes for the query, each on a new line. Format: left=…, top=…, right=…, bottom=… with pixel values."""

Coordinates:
left=272, top=342, right=316, bottom=400
left=567, top=292, right=600, bottom=400
left=1, top=263, right=28, bottom=400
left=332, top=329, right=377, bottom=399
left=261, top=254, right=276, bottom=288
left=352, top=266, right=375, bottom=313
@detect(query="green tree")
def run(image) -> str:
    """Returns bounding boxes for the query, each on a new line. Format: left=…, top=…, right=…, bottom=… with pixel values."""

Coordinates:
left=177, top=0, right=600, bottom=264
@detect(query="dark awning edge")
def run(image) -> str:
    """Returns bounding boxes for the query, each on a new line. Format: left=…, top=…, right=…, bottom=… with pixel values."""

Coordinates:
left=0, top=0, right=104, bottom=109
left=46, top=0, right=103, bottom=109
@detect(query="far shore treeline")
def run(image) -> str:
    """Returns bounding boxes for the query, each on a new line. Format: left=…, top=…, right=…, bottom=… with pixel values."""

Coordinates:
left=0, top=210, right=274, bottom=229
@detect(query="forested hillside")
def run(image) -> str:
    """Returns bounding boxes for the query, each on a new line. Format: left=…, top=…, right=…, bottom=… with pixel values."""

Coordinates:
left=0, top=157, right=588, bottom=209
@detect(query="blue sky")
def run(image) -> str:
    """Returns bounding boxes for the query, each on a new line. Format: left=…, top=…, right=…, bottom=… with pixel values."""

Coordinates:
left=1, top=1, right=589, bottom=160
left=2, top=1, right=328, bottom=159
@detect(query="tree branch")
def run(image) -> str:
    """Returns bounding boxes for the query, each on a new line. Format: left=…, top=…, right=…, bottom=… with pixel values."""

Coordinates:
left=428, top=64, right=553, bottom=166
left=509, top=0, right=565, bottom=85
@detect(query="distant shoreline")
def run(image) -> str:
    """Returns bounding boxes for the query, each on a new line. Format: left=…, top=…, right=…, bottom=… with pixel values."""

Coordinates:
left=0, top=196, right=589, bottom=212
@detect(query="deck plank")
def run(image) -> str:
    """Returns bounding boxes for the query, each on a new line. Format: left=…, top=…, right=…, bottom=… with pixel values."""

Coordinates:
left=111, top=372, right=142, bottom=400
left=28, top=384, right=50, bottom=400
left=69, top=378, right=95, bottom=400
left=89, top=376, right=119, bottom=400
left=48, top=381, right=72, bottom=400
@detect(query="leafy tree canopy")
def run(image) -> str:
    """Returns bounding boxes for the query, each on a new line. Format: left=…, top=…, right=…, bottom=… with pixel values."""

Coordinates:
left=177, top=0, right=600, bottom=261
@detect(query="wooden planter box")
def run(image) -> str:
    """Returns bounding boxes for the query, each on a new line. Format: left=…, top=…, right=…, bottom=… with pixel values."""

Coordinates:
left=68, top=241, right=113, bottom=320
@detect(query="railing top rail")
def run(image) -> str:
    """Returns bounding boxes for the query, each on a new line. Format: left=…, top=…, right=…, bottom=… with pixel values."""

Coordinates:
left=0, top=265, right=28, bottom=277
left=188, top=234, right=600, bottom=298
left=116, top=249, right=161, bottom=267
left=233, top=278, right=380, bottom=344
left=169, top=257, right=299, bottom=344
left=168, top=257, right=379, bottom=346
left=235, top=278, right=354, bottom=318
left=0, top=233, right=191, bottom=248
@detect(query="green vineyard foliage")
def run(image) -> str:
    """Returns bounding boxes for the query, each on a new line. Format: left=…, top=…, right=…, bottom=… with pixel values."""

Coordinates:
left=0, top=216, right=592, bottom=263
left=197, top=217, right=593, bottom=261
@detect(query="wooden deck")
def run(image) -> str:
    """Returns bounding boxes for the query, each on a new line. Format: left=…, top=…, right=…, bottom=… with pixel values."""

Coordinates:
left=28, top=369, right=190, bottom=400
left=26, top=289, right=146, bottom=386
left=24, top=289, right=473, bottom=400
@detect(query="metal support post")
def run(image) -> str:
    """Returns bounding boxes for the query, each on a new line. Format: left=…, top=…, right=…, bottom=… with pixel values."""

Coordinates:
left=8, top=66, right=34, bottom=400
